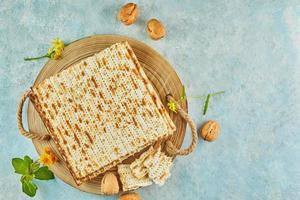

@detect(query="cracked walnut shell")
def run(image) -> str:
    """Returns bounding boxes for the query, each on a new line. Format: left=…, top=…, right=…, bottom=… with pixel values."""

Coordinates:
left=200, top=120, right=220, bottom=142
left=117, top=3, right=139, bottom=25
left=100, top=172, right=119, bottom=195
left=118, top=192, right=141, bottom=200
left=146, top=19, right=166, bottom=40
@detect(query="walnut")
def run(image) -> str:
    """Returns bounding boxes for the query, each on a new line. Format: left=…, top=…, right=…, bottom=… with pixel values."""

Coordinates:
left=117, top=3, right=139, bottom=25
left=118, top=192, right=141, bottom=200
left=199, top=120, right=220, bottom=142
left=146, top=19, right=166, bottom=40
left=100, top=172, right=119, bottom=195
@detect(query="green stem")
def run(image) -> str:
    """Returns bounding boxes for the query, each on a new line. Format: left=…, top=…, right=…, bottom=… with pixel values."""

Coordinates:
left=24, top=54, right=49, bottom=61
left=191, top=91, right=225, bottom=99
left=203, top=94, right=211, bottom=115
left=189, top=95, right=206, bottom=99
left=180, top=86, right=186, bottom=101
left=202, top=91, right=225, bottom=115
left=211, top=91, right=225, bottom=96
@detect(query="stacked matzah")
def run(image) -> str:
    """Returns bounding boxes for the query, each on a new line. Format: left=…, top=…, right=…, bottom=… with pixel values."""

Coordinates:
left=29, top=42, right=176, bottom=185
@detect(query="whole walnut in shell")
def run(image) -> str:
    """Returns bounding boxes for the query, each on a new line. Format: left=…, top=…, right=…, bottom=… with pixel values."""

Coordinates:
left=146, top=19, right=166, bottom=40
left=118, top=192, right=141, bottom=200
left=199, top=120, right=220, bottom=142
left=117, top=3, right=139, bottom=25
left=100, top=172, right=119, bottom=195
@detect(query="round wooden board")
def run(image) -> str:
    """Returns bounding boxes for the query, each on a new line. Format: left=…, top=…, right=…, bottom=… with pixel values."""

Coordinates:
left=27, top=34, right=187, bottom=194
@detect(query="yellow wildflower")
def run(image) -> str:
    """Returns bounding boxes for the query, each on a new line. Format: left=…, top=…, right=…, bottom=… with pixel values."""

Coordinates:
left=39, top=146, right=57, bottom=166
left=51, top=38, right=64, bottom=50
left=48, top=38, right=64, bottom=60
left=47, top=46, right=62, bottom=60
left=167, top=101, right=177, bottom=113
left=24, top=38, right=65, bottom=61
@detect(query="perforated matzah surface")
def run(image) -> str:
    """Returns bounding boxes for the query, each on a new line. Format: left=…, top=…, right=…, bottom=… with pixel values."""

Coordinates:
left=118, top=164, right=152, bottom=191
left=130, top=146, right=155, bottom=179
left=29, top=42, right=176, bottom=185
left=147, top=151, right=173, bottom=186
left=131, top=146, right=173, bottom=186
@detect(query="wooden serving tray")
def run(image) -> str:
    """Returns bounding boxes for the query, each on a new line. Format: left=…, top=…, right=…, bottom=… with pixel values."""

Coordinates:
left=27, top=35, right=187, bottom=194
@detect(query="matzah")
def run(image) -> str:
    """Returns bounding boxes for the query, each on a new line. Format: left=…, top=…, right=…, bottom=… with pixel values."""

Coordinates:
left=130, top=146, right=173, bottom=186
left=118, top=164, right=152, bottom=191
left=147, top=151, right=173, bottom=186
left=130, top=146, right=155, bottom=179
left=29, top=42, right=176, bottom=185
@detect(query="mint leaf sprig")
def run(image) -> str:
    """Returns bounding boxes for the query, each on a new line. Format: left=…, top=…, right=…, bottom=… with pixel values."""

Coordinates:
left=12, top=155, right=54, bottom=197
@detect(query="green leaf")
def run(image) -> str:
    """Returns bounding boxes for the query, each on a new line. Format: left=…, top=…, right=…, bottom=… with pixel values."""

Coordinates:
left=12, top=158, right=30, bottom=175
left=30, top=162, right=40, bottom=173
left=22, top=180, right=37, bottom=197
left=34, top=166, right=54, bottom=180
left=20, top=174, right=34, bottom=184
left=180, top=86, right=186, bottom=101
left=202, top=91, right=225, bottom=115
left=24, top=156, right=33, bottom=168
left=211, top=91, right=225, bottom=96
left=203, top=94, right=211, bottom=115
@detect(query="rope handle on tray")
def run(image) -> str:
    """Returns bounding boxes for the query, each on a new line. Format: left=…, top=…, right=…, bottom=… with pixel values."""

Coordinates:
left=165, top=94, right=198, bottom=156
left=17, top=90, right=51, bottom=140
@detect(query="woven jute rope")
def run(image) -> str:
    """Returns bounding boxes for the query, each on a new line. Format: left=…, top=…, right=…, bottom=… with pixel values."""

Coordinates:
left=17, top=90, right=51, bottom=140
left=165, top=95, right=198, bottom=156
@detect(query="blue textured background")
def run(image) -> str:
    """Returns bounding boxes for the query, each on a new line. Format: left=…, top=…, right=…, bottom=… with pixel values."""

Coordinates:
left=1, top=0, right=300, bottom=199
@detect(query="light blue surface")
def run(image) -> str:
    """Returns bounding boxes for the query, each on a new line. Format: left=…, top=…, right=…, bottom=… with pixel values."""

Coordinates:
left=1, top=0, right=300, bottom=199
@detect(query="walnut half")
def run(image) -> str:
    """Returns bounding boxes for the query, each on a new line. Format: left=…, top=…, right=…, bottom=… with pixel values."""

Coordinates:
left=146, top=19, right=166, bottom=40
left=118, top=192, right=141, bottom=200
left=117, top=3, right=139, bottom=25
left=100, top=172, right=119, bottom=195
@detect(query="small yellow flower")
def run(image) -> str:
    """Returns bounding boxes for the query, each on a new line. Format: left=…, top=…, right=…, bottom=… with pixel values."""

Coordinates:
left=40, top=154, right=52, bottom=166
left=39, top=146, right=57, bottom=166
left=48, top=47, right=62, bottom=59
left=51, top=38, right=64, bottom=50
left=48, top=38, right=65, bottom=60
left=167, top=101, right=177, bottom=113
left=51, top=38, right=60, bottom=45
left=24, top=38, right=65, bottom=61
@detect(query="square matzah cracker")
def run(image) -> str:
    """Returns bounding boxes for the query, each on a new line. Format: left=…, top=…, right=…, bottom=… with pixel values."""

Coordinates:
left=29, top=42, right=176, bottom=185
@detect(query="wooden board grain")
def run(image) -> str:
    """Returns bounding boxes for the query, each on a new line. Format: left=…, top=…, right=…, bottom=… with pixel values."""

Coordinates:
left=27, top=35, right=187, bottom=194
